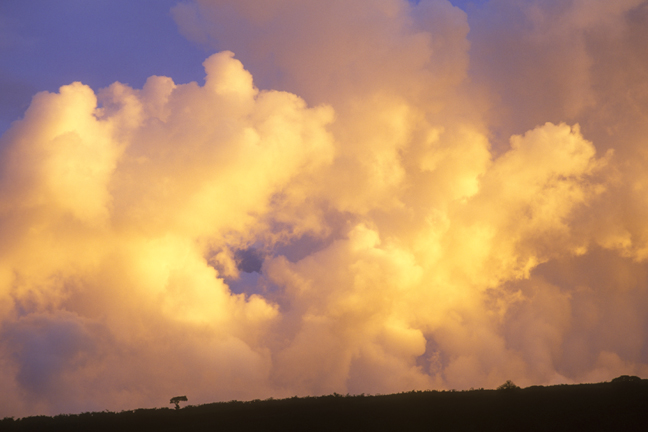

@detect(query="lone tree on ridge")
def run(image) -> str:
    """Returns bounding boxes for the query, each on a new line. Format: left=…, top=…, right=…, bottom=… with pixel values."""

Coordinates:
left=170, top=395, right=188, bottom=410
left=497, top=380, right=520, bottom=390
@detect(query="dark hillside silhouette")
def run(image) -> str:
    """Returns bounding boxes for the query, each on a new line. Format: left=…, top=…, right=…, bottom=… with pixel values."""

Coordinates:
left=2, top=377, right=648, bottom=431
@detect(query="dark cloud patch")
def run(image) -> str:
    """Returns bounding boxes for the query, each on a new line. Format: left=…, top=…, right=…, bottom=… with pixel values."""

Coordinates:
left=3, top=312, right=97, bottom=397
left=235, top=247, right=264, bottom=273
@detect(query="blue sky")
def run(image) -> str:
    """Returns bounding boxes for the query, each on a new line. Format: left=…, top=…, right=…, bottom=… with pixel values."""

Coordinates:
left=0, top=0, right=209, bottom=134
left=0, top=0, right=484, bottom=135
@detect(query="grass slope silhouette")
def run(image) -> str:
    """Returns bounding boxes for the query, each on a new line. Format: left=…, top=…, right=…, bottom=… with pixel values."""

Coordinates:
left=2, top=376, right=647, bottom=431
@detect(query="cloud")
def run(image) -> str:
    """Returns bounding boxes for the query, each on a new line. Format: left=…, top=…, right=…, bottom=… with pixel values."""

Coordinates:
left=1, top=0, right=648, bottom=417
left=0, top=50, right=333, bottom=415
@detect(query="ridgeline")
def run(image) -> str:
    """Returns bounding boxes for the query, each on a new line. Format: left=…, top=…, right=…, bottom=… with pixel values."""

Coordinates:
left=3, top=376, right=647, bottom=431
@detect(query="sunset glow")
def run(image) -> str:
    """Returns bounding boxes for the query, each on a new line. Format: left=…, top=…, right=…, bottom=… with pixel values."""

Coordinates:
left=1, top=0, right=648, bottom=417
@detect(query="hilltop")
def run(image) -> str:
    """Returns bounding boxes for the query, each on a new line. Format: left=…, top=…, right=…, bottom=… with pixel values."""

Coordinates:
left=2, top=376, right=647, bottom=431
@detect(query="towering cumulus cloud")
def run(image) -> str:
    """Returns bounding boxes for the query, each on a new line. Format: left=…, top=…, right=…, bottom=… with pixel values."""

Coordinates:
left=1, top=0, right=648, bottom=417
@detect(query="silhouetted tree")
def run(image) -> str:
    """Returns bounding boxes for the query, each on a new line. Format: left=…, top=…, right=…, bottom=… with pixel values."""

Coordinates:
left=170, top=395, right=188, bottom=410
left=611, top=375, right=641, bottom=383
left=497, top=380, right=520, bottom=390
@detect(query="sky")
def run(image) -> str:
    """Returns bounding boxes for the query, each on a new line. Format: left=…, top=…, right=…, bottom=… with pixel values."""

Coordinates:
left=1, top=0, right=648, bottom=418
